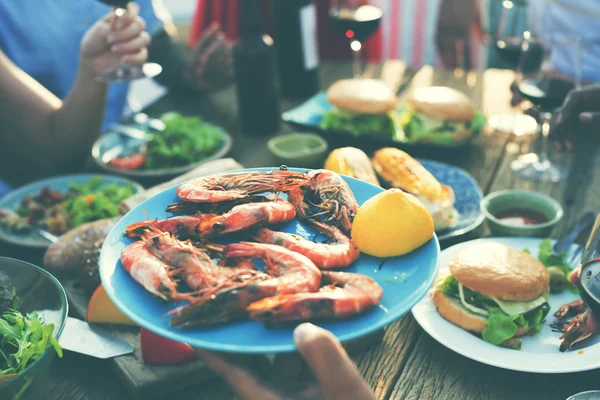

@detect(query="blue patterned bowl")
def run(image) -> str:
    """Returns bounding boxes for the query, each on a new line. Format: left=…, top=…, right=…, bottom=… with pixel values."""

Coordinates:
left=418, top=160, right=485, bottom=241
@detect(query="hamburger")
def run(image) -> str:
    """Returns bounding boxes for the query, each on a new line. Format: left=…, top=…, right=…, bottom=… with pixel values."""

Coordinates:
left=399, top=86, right=487, bottom=145
left=432, top=242, right=550, bottom=348
left=320, top=79, right=402, bottom=139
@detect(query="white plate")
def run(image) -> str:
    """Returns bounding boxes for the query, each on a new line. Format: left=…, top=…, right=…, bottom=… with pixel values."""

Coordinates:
left=411, top=237, right=600, bottom=374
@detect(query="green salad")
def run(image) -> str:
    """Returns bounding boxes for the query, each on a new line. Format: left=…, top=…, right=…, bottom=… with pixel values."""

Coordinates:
left=0, top=273, right=62, bottom=377
left=145, top=112, right=225, bottom=170
left=1, top=176, right=136, bottom=236
left=64, top=177, right=135, bottom=228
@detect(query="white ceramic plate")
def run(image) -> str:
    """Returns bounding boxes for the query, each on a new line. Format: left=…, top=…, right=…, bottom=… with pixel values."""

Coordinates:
left=412, top=237, right=600, bottom=374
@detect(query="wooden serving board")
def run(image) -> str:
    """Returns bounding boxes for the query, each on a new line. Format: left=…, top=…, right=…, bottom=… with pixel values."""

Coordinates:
left=62, top=280, right=215, bottom=400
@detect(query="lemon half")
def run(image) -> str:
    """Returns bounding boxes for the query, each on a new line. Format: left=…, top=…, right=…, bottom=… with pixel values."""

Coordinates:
left=351, top=188, right=434, bottom=257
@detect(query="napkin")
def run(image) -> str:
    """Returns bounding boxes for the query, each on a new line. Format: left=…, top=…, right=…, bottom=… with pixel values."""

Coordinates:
left=120, top=158, right=244, bottom=213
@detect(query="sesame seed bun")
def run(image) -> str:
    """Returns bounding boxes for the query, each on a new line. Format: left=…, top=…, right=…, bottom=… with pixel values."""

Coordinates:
left=449, top=243, right=550, bottom=302
left=406, top=86, right=475, bottom=121
left=326, top=79, right=397, bottom=114
left=431, top=289, right=533, bottom=336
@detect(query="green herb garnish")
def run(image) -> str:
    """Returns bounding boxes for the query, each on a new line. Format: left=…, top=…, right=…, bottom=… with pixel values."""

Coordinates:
left=527, top=239, right=578, bottom=294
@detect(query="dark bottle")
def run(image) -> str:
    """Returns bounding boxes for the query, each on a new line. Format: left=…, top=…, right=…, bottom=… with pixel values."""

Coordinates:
left=273, top=0, right=320, bottom=98
left=233, top=0, right=281, bottom=135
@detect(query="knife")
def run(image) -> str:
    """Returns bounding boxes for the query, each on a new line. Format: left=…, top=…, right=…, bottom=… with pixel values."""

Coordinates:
left=553, top=211, right=596, bottom=254
left=110, top=123, right=152, bottom=141
left=59, top=317, right=134, bottom=359
left=101, top=144, right=126, bottom=164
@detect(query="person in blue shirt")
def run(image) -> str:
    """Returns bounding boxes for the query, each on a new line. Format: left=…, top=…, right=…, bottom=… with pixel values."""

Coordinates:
left=0, top=4, right=150, bottom=191
left=0, top=0, right=163, bottom=134
left=0, top=0, right=234, bottom=135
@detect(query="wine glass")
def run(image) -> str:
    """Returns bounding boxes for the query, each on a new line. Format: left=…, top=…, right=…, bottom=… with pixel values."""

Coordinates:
left=488, top=0, right=536, bottom=137
left=329, top=0, right=383, bottom=78
left=96, top=0, right=162, bottom=82
left=510, top=34, right=581, bottom=182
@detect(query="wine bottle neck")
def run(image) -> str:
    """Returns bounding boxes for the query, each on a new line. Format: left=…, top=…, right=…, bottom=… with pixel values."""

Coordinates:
left=238, top=0, right=264, bottom=38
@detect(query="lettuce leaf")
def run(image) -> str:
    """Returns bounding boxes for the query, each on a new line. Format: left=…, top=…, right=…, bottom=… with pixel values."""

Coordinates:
left=482, top=307, right=520, bottom=345
left=399, top=110, right=486, bottom=145
left=437, top=275, right=550, bottom=346
left=320, top=109, right=396, bottom=138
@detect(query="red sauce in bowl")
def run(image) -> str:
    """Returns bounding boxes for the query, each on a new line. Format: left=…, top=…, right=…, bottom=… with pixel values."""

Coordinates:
left=493, top=208, right=550, bottom=226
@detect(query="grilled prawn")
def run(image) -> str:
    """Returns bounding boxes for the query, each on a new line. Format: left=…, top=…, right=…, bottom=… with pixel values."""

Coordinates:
left=255, top=220, right=359, bottom=269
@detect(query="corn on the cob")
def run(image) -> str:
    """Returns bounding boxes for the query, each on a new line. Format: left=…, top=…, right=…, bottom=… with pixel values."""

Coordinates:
left=324, top=147, right=380, bottom=186
left=371, top=147, right=452, bottom=202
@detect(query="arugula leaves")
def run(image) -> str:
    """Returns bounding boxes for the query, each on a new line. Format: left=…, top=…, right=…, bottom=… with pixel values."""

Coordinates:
left=0, top=274, right=62, bottom=376
left=0, top=310, right=62, bottom=375
left=0, top=273, right=18, bottom=313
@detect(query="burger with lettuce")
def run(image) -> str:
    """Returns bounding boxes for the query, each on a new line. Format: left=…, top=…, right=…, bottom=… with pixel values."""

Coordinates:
left=320, top=79, right=403, bottom=139
left=320, top=82, right=486, bottom=145
left=399, top=86, right=487, bottom=145
left=432, top=242, right=550, bottom=349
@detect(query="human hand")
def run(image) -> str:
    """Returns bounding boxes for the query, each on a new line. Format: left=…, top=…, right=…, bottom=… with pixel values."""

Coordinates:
left=568, top=267, right=599, bottom=333
left=80, top=2, right=151, bottom=76
left=188, top=23, right=234, bottom=91
left=196, top=323, right=376, bottom=400
left=553, top=84, right=600, bottom=151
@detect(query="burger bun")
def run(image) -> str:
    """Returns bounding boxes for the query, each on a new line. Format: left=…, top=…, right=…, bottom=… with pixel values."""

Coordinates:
left=327, top=79, right=397, bottom=114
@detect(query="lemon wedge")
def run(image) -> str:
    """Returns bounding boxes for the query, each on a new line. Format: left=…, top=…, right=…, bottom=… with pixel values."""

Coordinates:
left=351, top=188, right=434, bottom=257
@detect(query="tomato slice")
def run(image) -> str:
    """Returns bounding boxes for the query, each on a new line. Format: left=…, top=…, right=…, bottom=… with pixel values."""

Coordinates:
left=109, top=153, right=146, bottom=170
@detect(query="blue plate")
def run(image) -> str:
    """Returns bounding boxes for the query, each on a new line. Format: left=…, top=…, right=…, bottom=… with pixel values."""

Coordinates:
left=0, top=174, right=143, bottom=248
left=418, top=160, right=485, bottom=241
left=99, top=168, right=440, bottom=353
left=282, top=92, right=477, bottom=149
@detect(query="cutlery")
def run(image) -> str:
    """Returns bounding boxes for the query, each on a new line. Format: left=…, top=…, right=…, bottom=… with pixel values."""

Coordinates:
left=35, top=227, right=59, bottom=244
left=110, top=123, right=152, bottom=141
left=59, top=317, right=134, bottom=359
left=133, top=112, right=165, bottom=131
left=553, top=211, right=596, bottom=255
left=101, top=144, right=127, bottom=164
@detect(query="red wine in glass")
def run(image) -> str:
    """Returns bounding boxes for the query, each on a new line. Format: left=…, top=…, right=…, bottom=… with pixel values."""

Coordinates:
left=94, top=0, right=162, bottom=82
left=518, top=78, right=575, bottom=112
left=580, top=258, right=600, bottom=319
left=328, top=4, right=382, bottom=77
left=329, top=6, right=382, bottom=43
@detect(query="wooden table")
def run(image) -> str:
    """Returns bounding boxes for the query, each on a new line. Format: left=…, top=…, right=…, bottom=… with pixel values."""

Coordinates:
left=3, top=61, right=599, bottom=400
